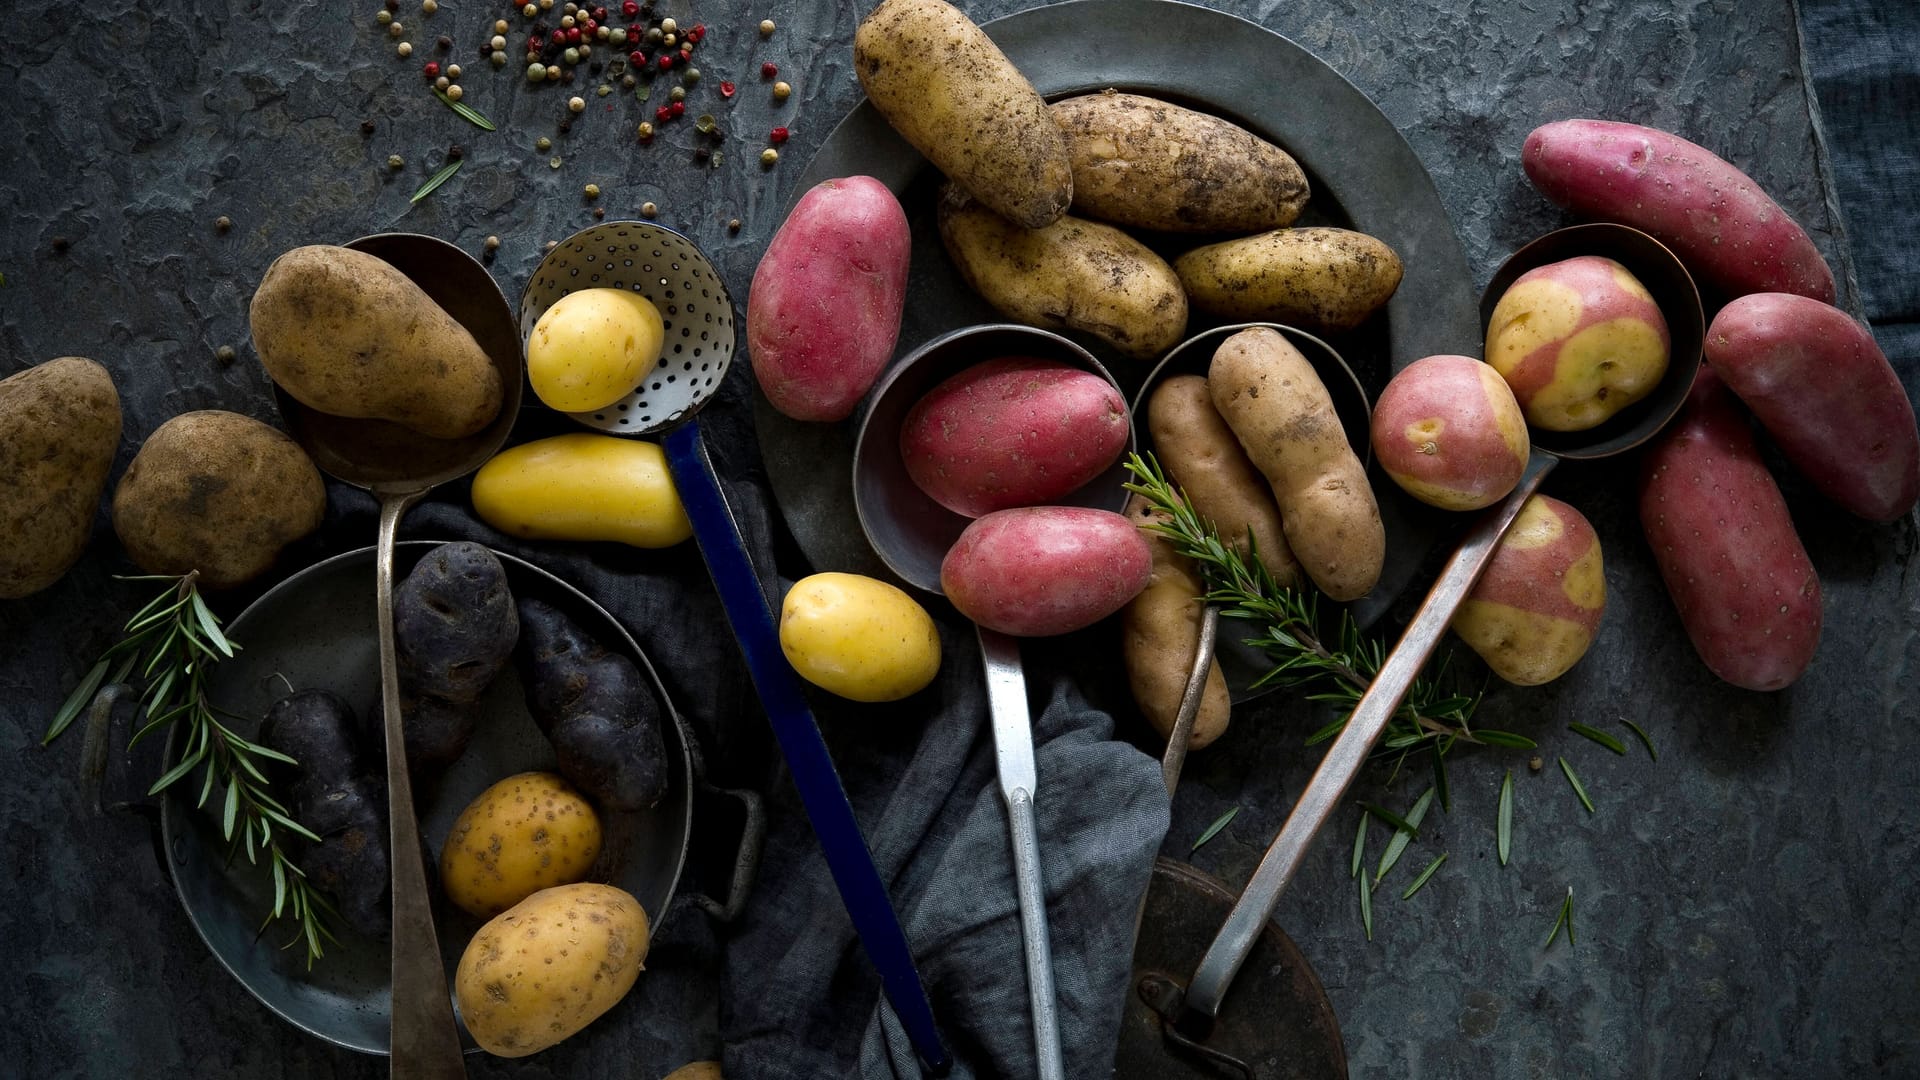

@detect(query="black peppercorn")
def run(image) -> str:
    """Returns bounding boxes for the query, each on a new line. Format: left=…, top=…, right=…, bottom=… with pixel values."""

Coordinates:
left=692, top=146, right=709, bottom=163
left=50, top=237, right=69, bottom=254
left=437, top=34, right=451, bottom=50
left=557, top=119, right=572, bottom=134
left=448, top=144, right=464, bottom=160
left=361, top=119, right=377, bottom=136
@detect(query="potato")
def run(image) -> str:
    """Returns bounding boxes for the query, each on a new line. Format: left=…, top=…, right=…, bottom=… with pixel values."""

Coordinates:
left=1485, top=256, right=1670, bottom=432
left=454, top=882, right=649, bottom=1057
left=748, top=176, right=911, bottom=422
left=937, top=187, right=1188, bottom=361
left=854, top=0, right=1072, bottom=229
left=663, top=1065, right=723, bottom=1080
left=249, top=245, right=502, bottom=439
left=1371, top=355, right=1530, bottom=511
left=111, top=411, right=326, bottom=590
left=1523, top=119, right=1834, bottom=302
left=779, top=573, right=942, bottom=703
left=1640, top=369, right=1821, bottom=691
left=440, top=772, right=603, bottom=919
left=1121, top=495, right=1231, bottom=750
left=394, top=542, right=519, bottom=769
left=1146, top=375, right=1300, bottom=588
left=1174, top=228, right=1402, bottom=332
left=1208, top=329, right=1383, bottom=601
left=1450, top=496, right=1606, bottom=686
left=518, top=597, right=670, bottom=812
left=901, top=357, right=1128, bottom=517
left=941, top=506, right=1151, bottom=637
left=258, top=690, right=390, bottom=939
left=1049, top=91, right=1309, bottom=234
left=527, top=288, right=664, bottom=413
left=1705, top=292, right=1919, bottom=522
left=471, top=434, right=691, bottom=549
left=0, top=357, right=120, bottom=599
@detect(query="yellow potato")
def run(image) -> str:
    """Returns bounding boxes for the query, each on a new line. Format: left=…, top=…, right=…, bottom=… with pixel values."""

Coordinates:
left=455, top=882, right=649, bottom=1057
left=779, top=573, right=941, bottom=702
left=937, top=185, right=1188, bottom=361
left=471, top=434, right=691, bottom=548
left=1175, top=228, right=1403, bottom=332
left=528, top=288, right=665, bottom=413
left=440, top=772, right=603, bottom=919
left=663, top=1065, right=724, bottom=1080
left=1485, top=256, right=1669, bottom=431
left=1121, top=495, right=1230, bottom=750
left=1146, top=375, right=1300, bottom=589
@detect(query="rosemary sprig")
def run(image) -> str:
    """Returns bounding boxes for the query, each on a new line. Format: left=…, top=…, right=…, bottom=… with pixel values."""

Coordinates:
left=1545, top=887, right=1575, bottom=948
left=410, top=158, right=463, bottom=205
left=1191, top=806, right=1240, bottom=853
left=46, top=573, right=338, bottom=966
left=1569, top=722, right=1626, bottom=755
left=1622, top=718, right=1659, bottom=761
left=1401, top=852, right=1448, bottom=900
left=434, top=89, right=496, bottom=131
left=1559, top=757, right=1596, bottom=814
left=1497, top=770, right=1515, bottom=866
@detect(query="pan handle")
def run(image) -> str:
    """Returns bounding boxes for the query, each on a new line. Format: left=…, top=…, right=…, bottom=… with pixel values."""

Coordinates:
left=685, top=781, right=766, bottom=923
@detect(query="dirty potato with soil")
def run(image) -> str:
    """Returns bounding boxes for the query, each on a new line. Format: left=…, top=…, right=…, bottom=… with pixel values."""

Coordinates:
left=0, top=357, right=121, bottom=599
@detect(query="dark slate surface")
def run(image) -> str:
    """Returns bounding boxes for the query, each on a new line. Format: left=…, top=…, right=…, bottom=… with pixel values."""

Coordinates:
left=0, top=0, right=1913, bottom=1078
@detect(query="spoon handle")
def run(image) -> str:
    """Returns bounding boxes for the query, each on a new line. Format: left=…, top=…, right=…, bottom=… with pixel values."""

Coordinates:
left=375, top=493, right=467, bottom=1079
left=1179, top=453, right=1557, bottom=1033
left=663, top=423, right=950, bottom=1075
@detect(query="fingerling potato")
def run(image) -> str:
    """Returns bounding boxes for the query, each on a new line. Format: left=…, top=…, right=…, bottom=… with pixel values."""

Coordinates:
left=1146, top=375, right=1299, bottom=587
left=1122, top=494, right=1230, bottom=750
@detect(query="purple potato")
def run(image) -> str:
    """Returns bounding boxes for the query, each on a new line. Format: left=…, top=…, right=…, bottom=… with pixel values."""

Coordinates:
left=515, top=597, right=668, bottom=812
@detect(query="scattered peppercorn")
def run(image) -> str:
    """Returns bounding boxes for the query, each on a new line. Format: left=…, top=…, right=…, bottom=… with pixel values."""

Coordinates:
left=537, top=135, right=553, bottom=150
left=214, top=215, right=232, bottom=233
left=361, top=119, right=377, bottom=136
left=657, top=54, right=673, bottom=71
left=528, top=62, right=546, bottom=81
left=522, top=2, right=536, bottom=15
left=773, top=80, right=791, bottom=101
left=437, top=35, right=452, bottom=51
left=729, top=217, right=741, bottom=231
left=550, top=156, right=563, bottom=168
left=647, top=26, right=662, bottom=43
left=610, top=26, right=627, bottom=44
left=668, top=85, right=686, bottom=103
left=385, top=0, right=400, bottom=10
left=484, top=234, right=501, bottom=251
left=390, top=21, right=405, bottom=38
left=693, top=146, right=710, bottom=164
left=770, top=126, right=789, bottom=144
left=760, top=147, right=778, bottom=166
left=424, top=60, right=441, bottom=77
left=592, top=207, right=605, bottom=219
left=584, top=182, right=601, bottom=199
left=558, top=118, right=572, bottom=133
left=622, top=73, right=636, bottom=87
left=761, top=61, right=777, bottom=79
left=684, top=67, right=700, bottom=84
left=623, top=0, right=639, bottom=13
left=545, top=240, right=559, bottom=250
left=637, top=121, right=654, bottom=139
left=578, top=43, right=592, bottom=58
left=377, top=10, right=393, bottom=25
left=568, top=95, right=586, bottom=112
left=388, top=154, right=405, bottom=168
left=447, top=63, right=462, bottom=78
left=215, top=345, right=237, bottom=365
left=662, top=32, right=676, bottom=47
left=50, top=237, right=70, bottom=254
left=597, top=84, right=611, bottom=96
left=641, top=201, right=657, bottom=217
left=719, top=80, right=736, bottom=98
left=564, top=46, right=581, bottom=65
left=660, top=16, right=676, bottom=33
left=491, top=50, right=508, bottom=66
left=547, top=65, right=561, bottom=81
left=655, top=104, right=672, bottom=123
left=421, top=0, right=437, bottom=14
left=1529, top=756, right=1544, bottom=771
left=397, top=41, right=413, bottom=57
left=448, top=83, right=464, bottom=100
left=669, top=100, right=685, bottom=117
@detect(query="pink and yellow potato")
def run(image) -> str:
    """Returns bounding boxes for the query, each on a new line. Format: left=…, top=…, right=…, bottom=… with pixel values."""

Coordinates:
left=941, top=506, right=1151, bottom=637
left=1451, top=495, right=1606, bottom=686
left=900, top=357, right=1128, bottom=518
left=1485, top=255, right=1670, bottom=432
left=1371, top=355, right=1530, bottom=510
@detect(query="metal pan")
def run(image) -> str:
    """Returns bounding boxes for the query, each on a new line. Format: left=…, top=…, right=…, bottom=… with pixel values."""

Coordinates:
left=159, top=541, right=708, bottom=1056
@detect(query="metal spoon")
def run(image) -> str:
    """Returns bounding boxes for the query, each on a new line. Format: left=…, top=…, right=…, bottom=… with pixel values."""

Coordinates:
left=1175, top=223, right=1706, bottom=1043
left=851, top=323, right=1138, bottom=1080
left=518, top=222, right=949, bottom=1074
left=271, top=232, right=525, bottom=1078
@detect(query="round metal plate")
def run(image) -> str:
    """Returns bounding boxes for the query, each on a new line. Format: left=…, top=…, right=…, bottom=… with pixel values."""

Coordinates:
left=757, top=0, right=1480, bottom=583
left=1120, top=858, right=1345, bottom=1080
left=518, top=221, right=736, bottom=435
left=160, top=541, right=695, bottom=1056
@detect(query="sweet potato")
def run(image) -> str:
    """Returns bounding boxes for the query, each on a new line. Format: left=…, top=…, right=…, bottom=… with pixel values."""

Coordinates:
left=941, top=507, right=1151, bottom=637
left=1146, top=375, right=1300, bottom=588
left=747, top=176, right=911, bottom=422
left=1705, top=293, right=1919, bottom=522
left=1121, top=495, right=1230, bottom=750
left=900, top=357, right=1128, bottom=517
left=1522, top=119, right=1834, bottom=302
left=1639, top=368, right=1821, bottom=690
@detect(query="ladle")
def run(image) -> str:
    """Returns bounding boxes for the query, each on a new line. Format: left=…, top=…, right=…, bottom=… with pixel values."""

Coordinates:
left=271, top=232, right=526, bottom=1078
left=851, top=324, right=1137, bottom=1080
left=1175, top=223, right=1706, bottom=1041
left=518, top=222, right=949, bottom=1074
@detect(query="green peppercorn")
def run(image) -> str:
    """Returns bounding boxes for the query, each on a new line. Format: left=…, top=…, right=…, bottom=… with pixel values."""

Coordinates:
left=668, top=85, right=685, bottom=102
left=760, top=148, right=778, bottom=166
left=622, top=73, right=636, bottom=88
left=376, top=9, right=392, bottom=25
left=550, top=156, right=563, bottom=168
left=584, top=182, right=600, bottom=199
left=683, top=67, right=700, bottom=84
left=597, top=84, right=611, bottom=97
left=564, top=47, right=580, bottom=65
left=527, top=61, right=547, bottom=81
left=646, top=26, right=662, bottom=43
left=560, top=13, right=575, bottom=28
left=577, top=43, right=591, bottom=59
left=491, top=50, right=508, bottom=67
left=537, top=136, right=552, bottom=150
left=388, top=154, right=405, bottom=168
left=610, top=27, right=627, bottom=45
left=215, top=345, right=237, bottom=365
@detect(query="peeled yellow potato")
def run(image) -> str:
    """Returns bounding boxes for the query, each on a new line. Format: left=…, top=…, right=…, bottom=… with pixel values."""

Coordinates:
left=471, top=433, right=691, bottom=548
left=455, top=883, right=649, bottom=1057
left=440, top=771, right=603, bottom=919
left=779, top=573, right=941, bottom=702
left=527, top=288, right=665, bottom=413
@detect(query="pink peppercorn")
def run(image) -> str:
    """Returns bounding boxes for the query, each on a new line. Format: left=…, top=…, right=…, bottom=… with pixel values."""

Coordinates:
left=669, top=100, right=685, bottom=117
left=761, top=61, right=777, bottom=79
left=657, top=54, right=673, bottom=71
left=593, top=6, right=608, bottom=21
left=424, top=61, right=441, bottom=77
left=657, top=105, right=673, bottom=122
left=629, top=49, right=644, bottom=65
left=566, top=26, right=581, bottom=43
left=769, top=126, right=789, bottom=143
left=719, top=80, right=735, bottom=97
left=622, top=0, right=638, bottom=14
left=551, top=29, right=566, bottom=45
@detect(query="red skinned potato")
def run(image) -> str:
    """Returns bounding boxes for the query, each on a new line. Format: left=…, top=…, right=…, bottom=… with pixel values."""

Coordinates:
left=1372, top=355, right=1530, bottom=510
left=747, top=176, right=910, bottom=422
left=1522, top=119, right=1834, bottom=303
left=1451, top=496, right=1606, bottom=686
left=1640, top=369, right=1822, bottom=691
left=901, top=357, right=1128, bottom=518
left=1705, top=293, right=1919, bottom=522
left=941, top=507, right=1151, bottom=637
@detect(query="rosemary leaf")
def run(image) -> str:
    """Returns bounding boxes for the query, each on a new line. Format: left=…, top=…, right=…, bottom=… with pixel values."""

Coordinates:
left=1401, top=852, right=1448, bottom=900
left=1569, top=722, right=1626, bottom=755
left=1360, top=802, right=1419, bottom=839
left=1432, top=744, right=1451, bottom=813
left=410, top=159, right=463, bottom=204
left=148, top=743, right=206, bottom=795
left=1191, top=806, right=1240, bottom=853
left=434, top=89, right=497, bottom=130
left=222, top=779, right=240, bottom=841
left=1497, top=770, right=1514, bottom=866
left=1622, top=718, right=1659, bottom=761
left=1472, top=729, right=1538, bottom=749
left=1351, top=812, right=1367, bottom=879
left=1375, top=787, right=1436, bottom=885
left=1559, top=757, right=1596, bottom=814
left=1545, top=887, right=1574, bottom=948
left=190, top=590, right=236, bottom=658
left=44, top=658, right=110, bottom=744
left=1359, top=865, right=1374, bottom=941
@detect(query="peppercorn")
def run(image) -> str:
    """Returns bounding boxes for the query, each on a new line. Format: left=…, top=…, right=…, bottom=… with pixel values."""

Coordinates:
left=669, top=100, right=685, bottom=117
left=660, top=16, right=677, bottom=33
left=424, top=60, right=441, bottom=77
left=522, top=2, right=536, bottom=15
left=495, top=18, right=510, bottom=33
left=622, top=73, right=636, bottom=87
left=447, top=83, right=464, bottom=101
left=647, top=26, right=662, bottom=43
left=388, top=154, right=405, bottom=168
left=597, top=25, right=610, bottom=40
left=668, top=85, right=686, bottom=102
left=215, top=345, right=237, bottom=365
left=436, top=35, right=452, bottom=51
left=773, top=80, right=791, bottom=101
left=568, top=95, right=586, bottom=112
left=594, top=5, right=608, bottom=20
left=435, top=75, right=451, bottom=91
left=684, top=67, right=700, bottom=84
left=637, top=121, right=654, bottom=139
left=376, top=10, right=392, bottom=25
left=657, top=54, right=672, bottom=71
left=527, top=62, right=546, bottom=81
left=560, top=13, right=575, bottom=28
left=597, top=84, right=611, bottom=96
left=384, top=0, right=400, bottom=10
left=558, top=117, right=572, bottom=132
left=567, top=26, right=582, bottom=43
left=491, top=34, right=507, bottom=50
left=662, top=32, right=675, bottom=48
left=214, top=215, right=232, bottom=233
left=623, top=0, right=639, bottom=13
left=719, top=80, right=736, bottom=98
left=692, top=146, right=710, bottom=163
left=448, top=63, right=462, bottom=78
left=484, top=234, right=501, bottom=251
left=760, top=147, right=778, bottom=166
left=361, top=119, right=377, bottom=136
left=759, top=18, right=775, bottom=36
left=629, top=49, right=645, bottom=66
left=656, top=105, right=672, bottom=123
left=447, top=143, right=464, bottom=160
left=610, top=27, right=627, bottom=45
left=491, top=50, right=508, bottom=66
left=641, top=201, right=657, bottom=217
left=578, top=43, right=592, bottom=58
left=729, top=217, right=742, bottom=232
left=421, top=0, right=437, bottom=13
left=550, top=157, right=563, bottom=168
left=545, top=240, right=559, bottom=250
left=560, top=67, right=574, bottom=82
left=761, top=61, right=777, bottom=79
left=769, top=126, right=789, bottom=144
left=564, top=46, right=580, bottom=65
left=397, top=41, right=413, bottom=57
left=50, top=237, right=69, bottom=254
left=537, top=135, right=553, bottom=150
left=548, top=64, right=563, bottom=81
left=563, top=1, right=577, bottom=12
left=539, top=0, right=553, bottom=9
left=584, top=182, right=601, bottom=199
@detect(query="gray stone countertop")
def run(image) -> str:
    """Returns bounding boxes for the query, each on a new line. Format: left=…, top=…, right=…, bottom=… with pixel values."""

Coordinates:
left=1, top=0, right=1913, bottom=1077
